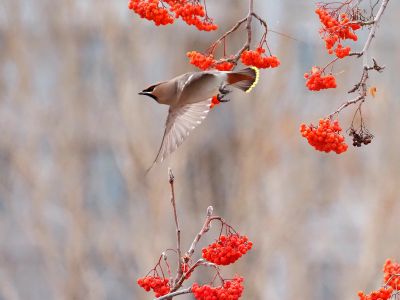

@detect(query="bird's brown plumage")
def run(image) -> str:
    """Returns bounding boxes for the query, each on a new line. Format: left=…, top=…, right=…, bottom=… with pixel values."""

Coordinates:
left=141, top=67, right=259, bottom=173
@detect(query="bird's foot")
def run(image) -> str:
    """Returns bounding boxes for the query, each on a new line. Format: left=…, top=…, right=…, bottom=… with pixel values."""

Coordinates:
left=219, top=84, right=231, bottom=95
left=217, top=93, right=230, bottom=103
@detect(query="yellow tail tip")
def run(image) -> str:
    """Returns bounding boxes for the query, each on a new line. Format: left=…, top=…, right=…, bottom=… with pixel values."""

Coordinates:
left=245, top=66, right=260, bottom=93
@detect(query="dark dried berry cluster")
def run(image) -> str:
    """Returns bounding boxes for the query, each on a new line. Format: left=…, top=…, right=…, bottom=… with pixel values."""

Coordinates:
left=349, top=128, right=373, bottom=147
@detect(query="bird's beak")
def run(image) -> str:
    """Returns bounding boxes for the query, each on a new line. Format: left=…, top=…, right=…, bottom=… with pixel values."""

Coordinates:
left=138, top=91, right=158, bottom=101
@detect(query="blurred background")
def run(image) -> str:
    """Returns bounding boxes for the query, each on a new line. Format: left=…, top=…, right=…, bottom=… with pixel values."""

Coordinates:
left=0, top=0, right=399, bottom=299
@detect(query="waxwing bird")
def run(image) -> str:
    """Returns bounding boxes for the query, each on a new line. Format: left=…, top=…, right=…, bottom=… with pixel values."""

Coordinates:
left=139, top=67, right=259, bottom=172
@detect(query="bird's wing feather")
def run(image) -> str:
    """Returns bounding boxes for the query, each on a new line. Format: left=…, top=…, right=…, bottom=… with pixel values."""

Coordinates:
left=178, top=72, right=217, bottom=94
left=146, top=98, right=212, bottom=172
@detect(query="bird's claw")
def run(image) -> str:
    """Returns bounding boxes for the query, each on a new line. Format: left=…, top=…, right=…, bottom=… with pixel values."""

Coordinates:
left=217, top=93, right=230, bottom=103
left=218, top=84, right=231, bottom=102
left=219, top=85, right=231, bottom=95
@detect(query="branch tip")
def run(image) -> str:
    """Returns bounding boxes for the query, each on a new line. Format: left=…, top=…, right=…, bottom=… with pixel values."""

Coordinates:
left=207, top=206, right=214, bottom=216
left=168, top=168, right=174, bottom=184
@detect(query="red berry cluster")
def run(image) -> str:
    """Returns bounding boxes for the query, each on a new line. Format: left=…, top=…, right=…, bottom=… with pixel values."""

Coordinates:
left=214, top=61, right=234, bottom=71
left=358, top=287, right=394, bottom=300
left=128, top=0, right=174, bottom=26
left=187, top=51, right=215, bottom=70
left=383, top=259, right=400, bottom=290
left=304, top=67, right=337, bottom=91
left=335, top=44, right=351, bottom=58
left=192, top=276, right=244, bottom=300
left=202, top=234, right=253, bottom=266
left=128, top=0, right=217, bottom=31
left=315, top=8, right=361, bottom=58
left=171, top=1, right=217, bottom=31
left=210, top=95, right=221, bottom=109
left=358, top=259, right=400, bottom=300
left=300, top=119, right=348, bottom=154
left=240, top=48, right=280, bottom=69
left=137, top=276, right=171, bottom=297
left=187, top=51, right=234, bottom=71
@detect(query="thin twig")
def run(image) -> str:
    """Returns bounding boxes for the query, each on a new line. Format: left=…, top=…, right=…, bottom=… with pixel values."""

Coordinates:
left=173, top=259, right=220, bottom=290
left=186, top=208, right=220, bottom=258
left=329, top=57, right=384, bottom=118
left=361, top=0, right=389, bottom=66
left=168, top=168, right=183, bottom=286
left=329, top=0, right=389, bottom=118
left=210, top=17, right=247, bottom=48
left=350, top=0, right=390, bottom=62
left=169, top=210, right=223, bottom=293
left=228, top=0, right=255, bottom=63
left=329, top=95, right=364, bottom=118
left=154, top=287, right=192, bottom=300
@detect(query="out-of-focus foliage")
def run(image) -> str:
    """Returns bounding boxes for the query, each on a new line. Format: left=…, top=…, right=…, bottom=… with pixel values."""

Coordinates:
left=0, top=0, right=399, bottom=299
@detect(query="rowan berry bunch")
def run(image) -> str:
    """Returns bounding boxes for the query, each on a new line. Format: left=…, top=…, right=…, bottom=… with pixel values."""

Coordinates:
left=128, top=0, right=217, bottom=30
left=184, top=0, right=279, bottom=72
left=383, top=259, right=400, bottom=290
left=136, top=170, right=252, bottom=299
left=300, top=118, right=348, bottom=154
left=137, top=276, right=171, bottom=297
left=315, top=7, right=361, bottom=58
left=358, top=287, right=394, bottom=300
left=304, top=66, right=337, bottom=91
left=171, top=1, right=217, bottom=31
left=214, top=61, right=235, bottom=71
left=128, top=0, right=174, bottom=26
left=186, top=52, right=234, bottom=71
left=358, top=259, right=400, bottom=300
left=240, top=47, right=280, bottom=69
left=301, top=0, right=390, bottom=154
left=192, top=276, right=244, bottom=300
left=335, top=44, right=351, bottom=58
left=202, top=234, right=253, bottom=266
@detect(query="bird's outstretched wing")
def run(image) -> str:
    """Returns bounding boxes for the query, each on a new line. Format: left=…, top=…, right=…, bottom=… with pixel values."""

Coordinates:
left=146, top=98, right=212, bottom=173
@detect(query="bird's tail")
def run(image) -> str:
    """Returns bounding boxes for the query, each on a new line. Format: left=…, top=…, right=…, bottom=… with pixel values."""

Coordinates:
left=226, top=67, right=260, bottom=93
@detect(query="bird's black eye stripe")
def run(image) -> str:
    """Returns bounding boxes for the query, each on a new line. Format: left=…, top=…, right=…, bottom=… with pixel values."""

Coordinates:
left=142, top=84, right=158, bottom=93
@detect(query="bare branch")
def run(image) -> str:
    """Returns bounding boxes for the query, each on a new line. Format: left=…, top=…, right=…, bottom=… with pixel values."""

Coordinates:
left=356, top=0, right=390, bottom=65
left=227, top=0, right=255, bottom=63
left=210, top=17, right=247, bottom=48
left=186, top=210, right=220, bottom=258
left=168, top=168, right=183, bottom=287
left=329, top=95, right=364, bottom=118
left=154, top=287, right=192, bottom=300
left=329, top=0, right=390, bottom=120
left=173, top=259, right=221, bottom=292
left=329, top=56, right=385, bottom=118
